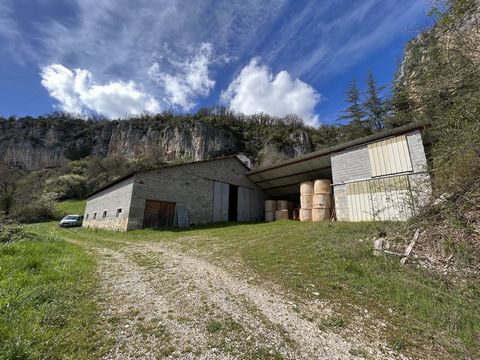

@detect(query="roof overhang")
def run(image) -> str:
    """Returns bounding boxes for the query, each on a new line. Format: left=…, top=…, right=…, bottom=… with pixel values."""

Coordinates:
left=247, top=121, right=430, bottom=200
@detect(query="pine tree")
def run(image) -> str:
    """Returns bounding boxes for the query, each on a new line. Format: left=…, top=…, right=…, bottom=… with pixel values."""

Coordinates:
left=337, top=78, right=371, bottom=141
left=337, top=78, right=365, bottom=123
left=364, top=71, right=386, bottom=130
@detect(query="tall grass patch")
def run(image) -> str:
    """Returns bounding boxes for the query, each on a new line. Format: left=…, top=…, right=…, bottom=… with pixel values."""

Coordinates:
left=0, top=235, right=103, bottom=359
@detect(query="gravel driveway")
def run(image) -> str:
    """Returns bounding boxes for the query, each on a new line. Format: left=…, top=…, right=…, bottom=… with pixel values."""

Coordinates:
left=76, top=239, right=406, bottom=360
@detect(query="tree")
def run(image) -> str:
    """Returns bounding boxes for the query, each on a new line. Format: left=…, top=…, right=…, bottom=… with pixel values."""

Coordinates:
left=337, top=78, right=371, bottom=142
left=364, top=71, right=386, bottom=130
left=0, top=165, right=23, bottom=216
left=337, top=78, right=365, bottom=123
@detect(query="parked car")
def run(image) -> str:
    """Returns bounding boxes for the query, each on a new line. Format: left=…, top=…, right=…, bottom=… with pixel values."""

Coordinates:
left=59, top=215, right=83, bottom=228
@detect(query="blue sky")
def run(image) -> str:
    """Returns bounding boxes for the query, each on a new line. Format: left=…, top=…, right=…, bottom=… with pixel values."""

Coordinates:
left=0, top=0, right=431, bottom=125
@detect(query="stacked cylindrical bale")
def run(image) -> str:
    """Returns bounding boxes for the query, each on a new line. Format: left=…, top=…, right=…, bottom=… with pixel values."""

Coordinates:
left=265, top=200, right=276, bottom=222
left=299, top=181, right=314, bottom=221
left=312, top=179, right=332, bottom=221
left=275, top=200, right=292, bottom=220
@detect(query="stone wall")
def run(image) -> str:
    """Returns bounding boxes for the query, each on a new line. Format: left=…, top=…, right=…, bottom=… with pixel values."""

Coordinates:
left=331, top=144, right=372, bottom=184
left=128, top=157, right=267, bottom=230
left=83, top=217, right=129, bottom=231
left=83, top=177, right=134, bottom=231
left=406, top=130, right=428, bottom=172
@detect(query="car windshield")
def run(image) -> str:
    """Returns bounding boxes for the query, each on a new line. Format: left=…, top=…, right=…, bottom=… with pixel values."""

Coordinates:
left=63, top=215, right=79, bottom=220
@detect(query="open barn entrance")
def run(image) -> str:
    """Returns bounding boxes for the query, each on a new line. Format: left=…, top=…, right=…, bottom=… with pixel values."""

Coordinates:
left=228, top=185, right=238, bottom=221
left=143, top=200, right=176, bottom=228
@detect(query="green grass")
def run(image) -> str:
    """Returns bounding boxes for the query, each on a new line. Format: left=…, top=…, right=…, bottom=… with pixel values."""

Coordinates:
left=206, top=319, right=223, bottom=333
left=0, top=232, right=104, bottom=359
left=56, top=200, right=86, bottom=216
left=28, top=221, right=480, bottom=359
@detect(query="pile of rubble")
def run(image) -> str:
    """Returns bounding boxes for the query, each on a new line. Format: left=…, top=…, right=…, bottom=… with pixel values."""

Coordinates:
left=370, top=229, right=471, bottom=275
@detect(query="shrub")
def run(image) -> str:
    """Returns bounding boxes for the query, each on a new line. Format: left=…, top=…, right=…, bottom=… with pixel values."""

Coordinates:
left=13, top=197, right=60, bottom=223
left=47, top=174, right=89, bottom=200
left=0, top=219, right=36, bottom=244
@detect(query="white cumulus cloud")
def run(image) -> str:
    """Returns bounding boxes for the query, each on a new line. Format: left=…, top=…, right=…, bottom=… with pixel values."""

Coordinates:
left=221, top=59, right=320, bottom=126
left=40, top=64, right=160, bottom=118
left=148, top=43, right=215, bottom=110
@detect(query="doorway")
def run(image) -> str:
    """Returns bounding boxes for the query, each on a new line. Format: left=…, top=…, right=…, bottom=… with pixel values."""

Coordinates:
left=228, top=185, right=238, bottom=221
left=143, top=200, right=176, bottom=228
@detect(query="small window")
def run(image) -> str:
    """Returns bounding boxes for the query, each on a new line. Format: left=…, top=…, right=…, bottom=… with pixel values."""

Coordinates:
left=93, top=212, right=97, bottom=219
left=103, top=210, right=107, bottom=218
left=116, top=208, right=122, bottom=217
left=86, top=214, right=89, bottom=220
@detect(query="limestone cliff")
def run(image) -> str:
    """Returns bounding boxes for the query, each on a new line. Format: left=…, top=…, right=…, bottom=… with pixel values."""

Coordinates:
left=0, top=116, right=315, bottom=170
left=396, top=0, right=480, bottom=114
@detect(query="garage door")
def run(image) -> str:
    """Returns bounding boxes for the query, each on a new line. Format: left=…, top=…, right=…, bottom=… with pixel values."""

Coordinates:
left=143, top=200, right=176, bottom=228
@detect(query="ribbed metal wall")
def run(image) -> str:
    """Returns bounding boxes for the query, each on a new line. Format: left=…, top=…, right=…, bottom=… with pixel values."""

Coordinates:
left=346, top=175, right=413, bottom=221
left=367, top=135, right=413, bottom=177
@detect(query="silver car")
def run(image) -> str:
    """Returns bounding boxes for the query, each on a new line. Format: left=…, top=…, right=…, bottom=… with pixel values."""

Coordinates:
left=59, top=215, right=84, bottom=228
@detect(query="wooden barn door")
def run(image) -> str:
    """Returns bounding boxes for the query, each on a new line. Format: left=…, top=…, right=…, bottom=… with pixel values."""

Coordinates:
left=143, top=200, right=176, bottom=228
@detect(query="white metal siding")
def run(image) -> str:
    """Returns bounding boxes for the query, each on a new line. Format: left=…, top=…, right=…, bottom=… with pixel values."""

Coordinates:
left=212, top=181, right=229, bottom=222
left=237, top=187, right=250, bottom=222
left=368, top=135, right=412, bottom=177
left=346, top=175, right=413, bottom=221
left=347, top=181, right=372, bottom=221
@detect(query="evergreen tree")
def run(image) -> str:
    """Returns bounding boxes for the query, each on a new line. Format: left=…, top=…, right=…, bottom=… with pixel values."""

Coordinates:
left=364, top=71, right=386, bottom=130
left=337, top=78, right=371, bottom=142
left=337, top=78, right=365, bottom=123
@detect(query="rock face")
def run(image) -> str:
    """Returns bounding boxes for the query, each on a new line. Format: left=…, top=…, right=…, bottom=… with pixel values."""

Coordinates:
left=0, top=118, right=240, bottom=170
left=397, top=2, right=480, bottom=113
left=105, top=120, right=239, bottom=161
left=0, top=117, right=315, bottom=170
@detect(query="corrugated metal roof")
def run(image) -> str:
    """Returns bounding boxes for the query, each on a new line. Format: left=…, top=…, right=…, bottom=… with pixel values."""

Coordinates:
left=247, top=121, right=430, bottom=199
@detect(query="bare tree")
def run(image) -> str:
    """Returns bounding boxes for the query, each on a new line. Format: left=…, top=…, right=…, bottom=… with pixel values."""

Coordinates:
left=0, top=164, right=23, bottom=216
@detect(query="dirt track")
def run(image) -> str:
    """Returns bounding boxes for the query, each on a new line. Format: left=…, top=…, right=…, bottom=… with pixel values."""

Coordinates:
left=77, top=240, right=405, bottom=359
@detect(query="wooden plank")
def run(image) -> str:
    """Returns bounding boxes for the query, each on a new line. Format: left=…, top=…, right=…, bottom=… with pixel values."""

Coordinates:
left=401, top=229, right=420, bottom=265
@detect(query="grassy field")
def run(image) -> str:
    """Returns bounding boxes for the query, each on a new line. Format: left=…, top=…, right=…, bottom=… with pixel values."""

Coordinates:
left=55, top=200, right=86, bottom=216
left=0, top=230, right=105, bottom=359
left=26, top=220, right=480, bottom=359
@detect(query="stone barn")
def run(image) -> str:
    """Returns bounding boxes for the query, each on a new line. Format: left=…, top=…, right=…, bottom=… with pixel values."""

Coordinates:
left=83, top=154, right=267, bottom=231
left=83, top=122, right=432, bottom=231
